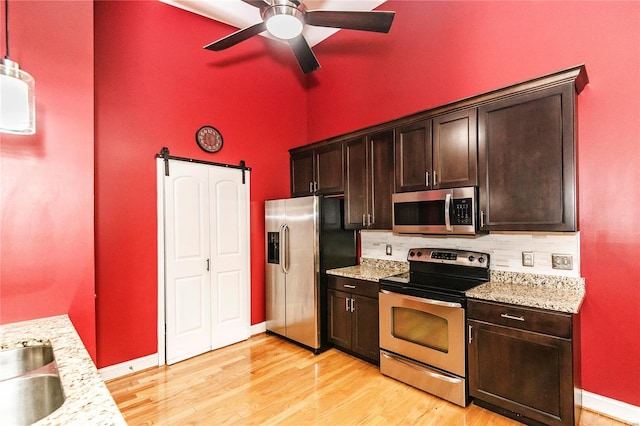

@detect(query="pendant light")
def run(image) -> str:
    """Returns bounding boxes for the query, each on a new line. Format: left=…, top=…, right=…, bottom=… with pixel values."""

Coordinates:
left=0, top=0, right=35, bottom=134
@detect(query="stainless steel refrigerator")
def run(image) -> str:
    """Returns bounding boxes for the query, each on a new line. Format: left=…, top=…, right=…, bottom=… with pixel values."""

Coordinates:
left=265, top=196, right=357, bottom=352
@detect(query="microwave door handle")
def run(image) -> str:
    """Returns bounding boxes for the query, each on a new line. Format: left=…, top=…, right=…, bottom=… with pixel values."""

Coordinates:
left=444, top=193, right=452, bottom=231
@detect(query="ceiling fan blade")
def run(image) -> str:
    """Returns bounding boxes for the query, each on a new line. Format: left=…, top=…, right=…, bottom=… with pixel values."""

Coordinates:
left=204, top=22, right=267, bottom=51
left=288, top=35, right=320, bottom=74
left=240, top=0, right=269, bottom=9
left=305, top=10, right=395, bottom=33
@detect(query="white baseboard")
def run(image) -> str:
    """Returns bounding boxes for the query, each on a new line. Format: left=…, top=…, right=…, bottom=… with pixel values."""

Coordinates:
left=251, top=321, right=266, bottom=335
left=99, top=323, right=266, bottom=382
left=583, top=390, right=640, bottom=425
left=99, top=353, right=159, bottom=382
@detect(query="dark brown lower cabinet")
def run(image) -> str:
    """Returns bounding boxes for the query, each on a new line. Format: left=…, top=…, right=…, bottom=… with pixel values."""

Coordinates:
left=327, top=276, right=379, bottom=365
left=468, top=300, right=581, bottom=426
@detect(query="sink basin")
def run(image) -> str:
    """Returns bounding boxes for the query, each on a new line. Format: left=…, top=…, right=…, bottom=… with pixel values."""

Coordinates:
left=0, top=374, right=65, bottom=425
left=0, top=345, right=65, bottom=425
left=0, top=345, right=55, bottom=381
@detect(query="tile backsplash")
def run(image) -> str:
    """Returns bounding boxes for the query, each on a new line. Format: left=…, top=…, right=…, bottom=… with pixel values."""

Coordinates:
left=361, top=231, right=581, bottom=278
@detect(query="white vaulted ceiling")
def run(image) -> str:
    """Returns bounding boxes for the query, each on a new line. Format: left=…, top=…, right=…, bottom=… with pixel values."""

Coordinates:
left=159, top=0, right=387, bottom=47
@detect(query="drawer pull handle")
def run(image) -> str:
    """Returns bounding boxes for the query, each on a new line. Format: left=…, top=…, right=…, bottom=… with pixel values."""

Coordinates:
left=501, top=313, right=525, bottom=321
left=343, top=284, right=356, bottom=289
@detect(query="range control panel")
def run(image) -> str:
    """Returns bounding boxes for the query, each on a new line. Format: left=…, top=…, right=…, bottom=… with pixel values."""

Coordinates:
left=407, top=248, right=489, bottom=269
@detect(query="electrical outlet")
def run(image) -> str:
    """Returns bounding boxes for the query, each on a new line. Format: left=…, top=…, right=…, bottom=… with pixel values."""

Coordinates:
left=522, top=251, right=534, bottom=267
left=552, top=254, right=573, bottom=270
left=385, top=244, right=392, bottom=256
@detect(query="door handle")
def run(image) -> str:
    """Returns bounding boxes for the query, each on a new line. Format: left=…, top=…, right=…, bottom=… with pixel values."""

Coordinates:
left=345, top=297, right=350, bottom=312
left=279, top=224, right=289, bottom=274
left=444, top=192, right=452, bottom=232
left=350, top=298, right=355, bottom=312
left=206, top=258, right=210, bottom=271
left=380, top=290, right=462, bottom=308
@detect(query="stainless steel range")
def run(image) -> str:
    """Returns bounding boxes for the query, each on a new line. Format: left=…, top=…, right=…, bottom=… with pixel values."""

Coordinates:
left=378, top=248, right=490, bottom=407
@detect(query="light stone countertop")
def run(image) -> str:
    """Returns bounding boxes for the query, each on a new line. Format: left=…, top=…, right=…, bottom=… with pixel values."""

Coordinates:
left=327, top=258, right=409, bottom=282
left=0, top=315, right=126, bottom=426
left=466, top=271, right=586, bottom=314
left=328, top=258, right=585, bottom=314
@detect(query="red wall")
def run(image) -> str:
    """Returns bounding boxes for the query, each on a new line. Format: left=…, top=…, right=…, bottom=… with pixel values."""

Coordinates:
left=307, top=0, right=640, bottom=407
left=0, top=1, right=96, bottom=358
left=94, top=1, right=306, bottom=367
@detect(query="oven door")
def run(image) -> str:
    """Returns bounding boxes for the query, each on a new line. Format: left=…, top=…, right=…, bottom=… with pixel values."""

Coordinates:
left=379, top=289, right=466, bottom=377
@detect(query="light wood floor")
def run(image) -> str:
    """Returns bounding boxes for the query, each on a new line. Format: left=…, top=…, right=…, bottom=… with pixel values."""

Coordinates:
left=107, top=333, right=627, bottom=426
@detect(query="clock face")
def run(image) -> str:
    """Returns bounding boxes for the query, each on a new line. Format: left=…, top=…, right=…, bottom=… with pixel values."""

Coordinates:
left=196, top=126, right=223, bottom=153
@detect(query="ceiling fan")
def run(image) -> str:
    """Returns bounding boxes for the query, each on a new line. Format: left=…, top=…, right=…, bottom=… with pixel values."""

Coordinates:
left=204, top=0, right=395, bottom=74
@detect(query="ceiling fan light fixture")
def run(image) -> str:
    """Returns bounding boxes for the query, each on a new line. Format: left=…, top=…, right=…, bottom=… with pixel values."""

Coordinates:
left=262, top=2, right=304, bottom=40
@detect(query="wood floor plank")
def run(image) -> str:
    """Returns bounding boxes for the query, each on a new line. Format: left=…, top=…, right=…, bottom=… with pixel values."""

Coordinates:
left=106, top=333, right=628, bottom=425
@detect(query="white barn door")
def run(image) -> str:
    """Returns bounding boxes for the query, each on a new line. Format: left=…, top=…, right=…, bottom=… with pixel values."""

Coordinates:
left=163, top=159, right=250, bottom=365
left=164, top=161, right=212, bottom=365
left=209, top=166, right=250, bottom=349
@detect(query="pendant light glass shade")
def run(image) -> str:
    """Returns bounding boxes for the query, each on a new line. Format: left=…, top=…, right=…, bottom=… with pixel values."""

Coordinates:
left=0, top=58, right=35, bottom=134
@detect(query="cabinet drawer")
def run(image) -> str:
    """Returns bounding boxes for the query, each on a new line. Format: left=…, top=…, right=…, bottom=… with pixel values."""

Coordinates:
left=328, top=276, right=379, bottom=299
left=468, top=300, right=571, bottom=338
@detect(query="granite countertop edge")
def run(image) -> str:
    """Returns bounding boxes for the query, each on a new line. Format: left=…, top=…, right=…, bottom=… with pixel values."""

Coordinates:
left=0, top=315, right=126, bottom=426
left=466, top=271, right=586, bottom=314
left=326, top=258, right=409, bottom=282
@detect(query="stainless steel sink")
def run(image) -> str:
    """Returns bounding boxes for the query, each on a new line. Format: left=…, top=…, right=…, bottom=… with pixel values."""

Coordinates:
left=0, top=374, right=65, bottom=425
left=0, top=345, right=55, bottom=381
left=0, top=345, right=65, bottom=425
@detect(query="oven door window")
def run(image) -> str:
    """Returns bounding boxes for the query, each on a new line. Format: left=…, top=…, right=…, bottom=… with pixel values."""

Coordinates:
left=392, top=306, right=448, bottom=353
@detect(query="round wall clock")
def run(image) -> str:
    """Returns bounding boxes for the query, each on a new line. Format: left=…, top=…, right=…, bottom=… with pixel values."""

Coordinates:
left=196, top=125, right=223, bottom=153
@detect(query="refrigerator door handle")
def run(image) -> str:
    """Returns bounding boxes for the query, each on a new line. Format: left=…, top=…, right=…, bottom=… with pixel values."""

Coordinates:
left=280, top=223, right=290, bottom=274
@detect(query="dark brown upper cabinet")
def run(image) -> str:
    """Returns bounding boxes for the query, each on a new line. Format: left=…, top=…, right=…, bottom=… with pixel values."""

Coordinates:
left=344, top=130, right=395, bottom=230
left=394, top=120, right=432, bottom=192
left=478, top=80, right=582, bottom=232
left=290, top=143, right=344, bottom=197
left=432, top=108, right=478, bottom=189
left=395, top=108, right=477, bottom=192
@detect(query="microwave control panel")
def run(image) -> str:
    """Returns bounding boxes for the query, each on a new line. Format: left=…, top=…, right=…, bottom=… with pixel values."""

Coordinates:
left=451, top=198, right=473, bottom=225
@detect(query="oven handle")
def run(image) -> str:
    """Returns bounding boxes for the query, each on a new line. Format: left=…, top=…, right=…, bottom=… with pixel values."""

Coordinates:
left=380, top=289, right=462, bottom=308
left=381, top=351, right=462, bottom=384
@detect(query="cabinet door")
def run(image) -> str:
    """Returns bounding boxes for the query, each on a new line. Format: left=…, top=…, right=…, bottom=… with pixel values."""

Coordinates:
left=368, top=130, right=395, bottom=229
left=468, top=319, right=573, bottom=425
left=478, top=83, right=576, bottom=231
left=315, top=144, right=344, bottom=195
left=344, top=137, right=368, bottom=229
left=432, top=108, right=477, bottom=188
left=290, top=151, right=315, bottom=197
left=395, top=120, right=432, bottom=192
left=328, top=289, right=352, bottom=349
left=351, top=294, right=380, bottom=363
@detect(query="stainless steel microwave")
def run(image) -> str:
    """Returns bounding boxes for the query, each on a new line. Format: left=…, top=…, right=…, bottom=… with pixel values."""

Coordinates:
left=392, top=187, right=479, bottom=235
